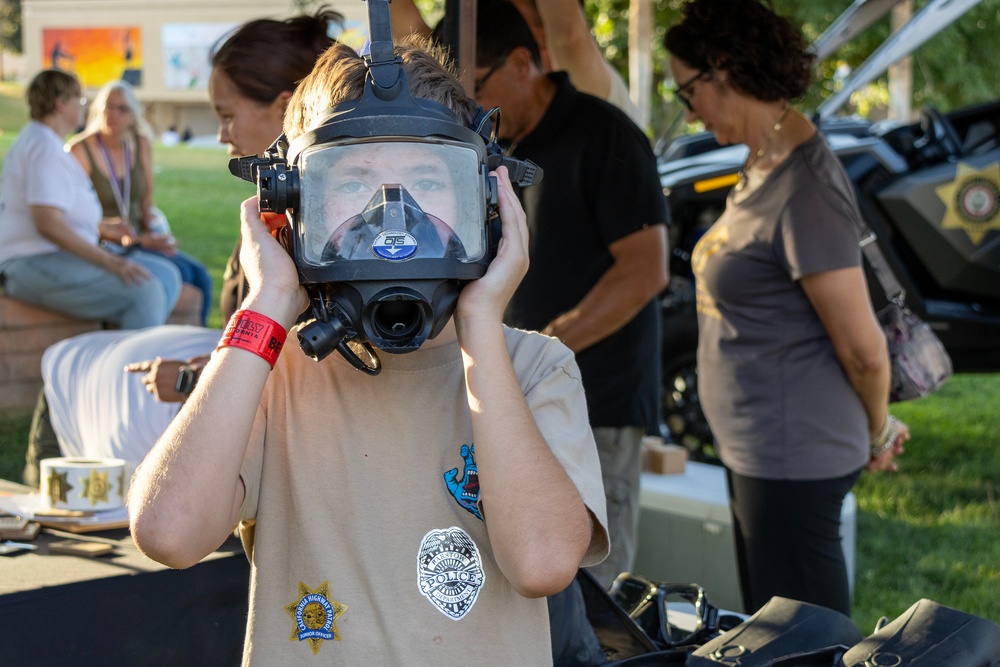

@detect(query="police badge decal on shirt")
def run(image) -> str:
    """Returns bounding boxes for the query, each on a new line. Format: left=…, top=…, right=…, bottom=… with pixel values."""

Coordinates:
left=417, top=527, right=485, bottom=620
left=284, top=581, right=348, bottom=655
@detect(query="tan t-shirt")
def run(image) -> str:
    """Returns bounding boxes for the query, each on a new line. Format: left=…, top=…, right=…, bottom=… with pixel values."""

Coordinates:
left=237, top=326, right=608, bottom=665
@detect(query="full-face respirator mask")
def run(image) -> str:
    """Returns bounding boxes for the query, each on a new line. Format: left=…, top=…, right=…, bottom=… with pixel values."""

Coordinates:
left=229, top=0, right=540, bottom=374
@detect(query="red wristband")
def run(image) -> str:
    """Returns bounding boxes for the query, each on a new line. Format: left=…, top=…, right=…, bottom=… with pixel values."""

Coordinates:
left=217, top=310, right=287, bottom=368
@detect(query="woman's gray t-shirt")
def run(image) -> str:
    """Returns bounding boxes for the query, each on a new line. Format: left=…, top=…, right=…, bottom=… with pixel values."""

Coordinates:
left=692, top=133, right=870, bottom=480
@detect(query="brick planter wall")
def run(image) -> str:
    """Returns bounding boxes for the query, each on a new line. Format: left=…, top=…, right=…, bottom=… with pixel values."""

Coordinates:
left=0, top=285, right=203, bottom=412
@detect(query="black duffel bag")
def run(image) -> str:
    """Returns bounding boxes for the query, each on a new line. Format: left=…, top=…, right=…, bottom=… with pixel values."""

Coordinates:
left=685, top=597, right=862, bottom=666
left=840, top=598, right=1000, bottom=667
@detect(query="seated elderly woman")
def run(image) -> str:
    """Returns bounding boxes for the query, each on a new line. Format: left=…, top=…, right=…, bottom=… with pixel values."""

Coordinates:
left=0, top=69, right=180, bottom=329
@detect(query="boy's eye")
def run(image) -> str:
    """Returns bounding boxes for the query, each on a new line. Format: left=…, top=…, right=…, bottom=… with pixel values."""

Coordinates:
left=410, top=179, right=446, bottom=193
left=333, top=181, right=367, bottom=195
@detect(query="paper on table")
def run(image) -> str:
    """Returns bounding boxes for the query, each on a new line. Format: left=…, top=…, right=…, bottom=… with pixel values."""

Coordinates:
left=0, top=493, right=128, bottom=524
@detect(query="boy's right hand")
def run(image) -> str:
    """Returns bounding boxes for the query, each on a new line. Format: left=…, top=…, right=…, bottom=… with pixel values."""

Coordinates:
left=237, top=197, right=309, bottom=326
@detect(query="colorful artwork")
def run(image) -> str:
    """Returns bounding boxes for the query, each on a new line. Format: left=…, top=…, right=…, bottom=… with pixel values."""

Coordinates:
left=337, top=19, right=369, bottom=51
left=162, top=23, right=237, bottom=91
left=43, top=27, right=142, bottom=88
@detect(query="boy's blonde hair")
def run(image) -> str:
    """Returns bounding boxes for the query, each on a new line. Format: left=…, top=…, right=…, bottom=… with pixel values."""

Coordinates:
left=284, top=36, right=478, bottom=142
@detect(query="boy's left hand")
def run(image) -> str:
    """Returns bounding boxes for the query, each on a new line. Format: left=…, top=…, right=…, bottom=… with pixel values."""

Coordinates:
left=455, top=166, right=528, bottom=326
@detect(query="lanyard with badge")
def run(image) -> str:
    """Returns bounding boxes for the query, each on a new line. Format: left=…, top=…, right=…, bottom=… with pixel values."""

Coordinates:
left=96, top=133, right=133, bottom=230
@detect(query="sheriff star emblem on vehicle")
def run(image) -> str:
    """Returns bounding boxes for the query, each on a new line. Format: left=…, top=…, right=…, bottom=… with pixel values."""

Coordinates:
left=936, top=161, right=1000, bottom=245
left=417, top=527, right=485, bottom=620
left=284, top=581, right=348, bottom=655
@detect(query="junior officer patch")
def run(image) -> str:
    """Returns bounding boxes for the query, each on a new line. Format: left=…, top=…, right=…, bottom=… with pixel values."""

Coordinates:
left=417, top=527, right=485, bottom=620
left=284, top=581, right=348, bottom=655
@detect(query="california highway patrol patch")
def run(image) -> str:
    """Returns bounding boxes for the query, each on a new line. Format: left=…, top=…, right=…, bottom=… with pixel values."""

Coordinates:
left=284, top=581, right=348, bottom=655
left=417, top=527, right=485, bottom=620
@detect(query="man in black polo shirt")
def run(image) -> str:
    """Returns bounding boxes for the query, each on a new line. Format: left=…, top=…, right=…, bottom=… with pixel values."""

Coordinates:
left=474, top=0, right=669, bottom=588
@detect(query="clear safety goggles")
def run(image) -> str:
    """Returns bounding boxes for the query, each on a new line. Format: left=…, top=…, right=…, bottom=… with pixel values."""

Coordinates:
left=610, top=573, right=720, bottom=647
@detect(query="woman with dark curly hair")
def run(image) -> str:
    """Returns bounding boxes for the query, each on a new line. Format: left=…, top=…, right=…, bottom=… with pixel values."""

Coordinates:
left=665, top=0, right=909, bottom=616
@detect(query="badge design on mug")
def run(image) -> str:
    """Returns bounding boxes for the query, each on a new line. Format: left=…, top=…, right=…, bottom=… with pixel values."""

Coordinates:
left=81, top=468, right=111, bottom=506
left=44, top=469, right=73, bottom=506
left=284, top=581, right=348, bottom=655
left=417, top=527, right=485, bottom=620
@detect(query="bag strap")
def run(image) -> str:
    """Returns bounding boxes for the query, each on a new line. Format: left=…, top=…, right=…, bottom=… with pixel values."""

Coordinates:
left=857, top=221, right=906, bottom=306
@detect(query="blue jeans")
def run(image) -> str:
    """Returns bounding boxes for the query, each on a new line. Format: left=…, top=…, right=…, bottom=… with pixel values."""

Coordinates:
left=119, top=247, right=183, bottom=314
left=1, top=248, right=178, bottom=329
left=139, top=248, right=213, bottom=325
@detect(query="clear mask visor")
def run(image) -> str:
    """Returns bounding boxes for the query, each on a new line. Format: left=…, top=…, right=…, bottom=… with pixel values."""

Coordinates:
left=297, top=139, right=487, bottom=266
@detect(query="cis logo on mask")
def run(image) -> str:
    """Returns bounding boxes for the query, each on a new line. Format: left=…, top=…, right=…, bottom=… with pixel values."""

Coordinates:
left=372, top=230, right=418, bottom=261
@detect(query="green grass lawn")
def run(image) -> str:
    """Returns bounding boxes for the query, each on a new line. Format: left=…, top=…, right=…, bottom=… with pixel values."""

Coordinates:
left=852, top=375, right=1000, bottom=630
left=150, top=144, right=255, bottom=329
left=0, top=82, right=27, bottom=134
left=1, top=83, right=999, bottom=638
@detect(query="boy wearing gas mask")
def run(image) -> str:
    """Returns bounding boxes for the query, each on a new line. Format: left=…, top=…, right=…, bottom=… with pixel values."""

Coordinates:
left=129, top=23, right=609, bottom=667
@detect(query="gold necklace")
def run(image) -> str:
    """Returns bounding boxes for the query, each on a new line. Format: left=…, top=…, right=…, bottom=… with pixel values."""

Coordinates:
left=735, top=104, right=792, bottom=192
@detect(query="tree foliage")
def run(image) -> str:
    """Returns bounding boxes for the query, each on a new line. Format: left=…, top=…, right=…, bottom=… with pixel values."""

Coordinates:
left=296, top=0, right=999, bottom=141
left=0, top=0, right=22, bottom=54
left=586, top=0, right=1000, bottom=140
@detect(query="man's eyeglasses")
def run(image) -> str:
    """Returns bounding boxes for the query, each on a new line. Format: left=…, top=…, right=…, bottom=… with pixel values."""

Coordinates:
left=673, top=69, right=710, bottom=111
left=474, top=53, right=510, bottom=96
left=609, top=573, right=719, bottom=647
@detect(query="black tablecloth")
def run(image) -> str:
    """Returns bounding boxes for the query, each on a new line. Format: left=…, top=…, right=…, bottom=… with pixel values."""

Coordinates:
left=1, top=480, right=249, bottom=666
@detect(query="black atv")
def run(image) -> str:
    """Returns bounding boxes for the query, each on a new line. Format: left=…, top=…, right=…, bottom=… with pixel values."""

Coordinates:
left=657, top=0, right=1000, bottom=461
